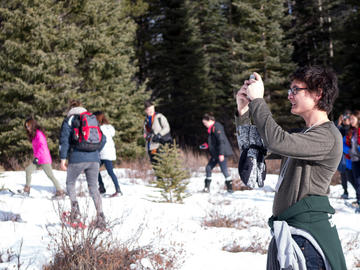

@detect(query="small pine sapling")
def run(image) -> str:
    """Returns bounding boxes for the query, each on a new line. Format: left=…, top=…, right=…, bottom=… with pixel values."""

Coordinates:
left=152, top=142, right=190, bottom=203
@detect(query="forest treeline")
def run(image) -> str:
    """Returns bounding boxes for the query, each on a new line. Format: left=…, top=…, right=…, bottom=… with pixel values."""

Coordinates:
left=0, top=0, right=359, bottom=168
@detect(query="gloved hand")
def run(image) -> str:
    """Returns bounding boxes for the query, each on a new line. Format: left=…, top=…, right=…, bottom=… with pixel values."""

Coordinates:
left=152, top=133, right=162, bottom=143
left=199, top=143, right=208, bottom=150
left=145, top=132, right=153, bottom=141
left=237, top=125, right=267, bottom=188
left=33, top=158, right=39, bottom=165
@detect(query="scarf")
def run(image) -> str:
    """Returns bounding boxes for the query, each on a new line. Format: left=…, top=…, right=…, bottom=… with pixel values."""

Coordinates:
left=145, top=113, right=156, bottom=133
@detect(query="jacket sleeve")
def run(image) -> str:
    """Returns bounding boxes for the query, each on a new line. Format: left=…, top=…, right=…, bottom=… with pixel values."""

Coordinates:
left=109, top=125, right=115, bottom=137
left=59, top=117, right=72, bottom=160
left=157, top=114, right=170, bottom=136
left=249, top=98, right=336, bottom=161
left=34, top=130, right=48, bottom=159
left=99, top=133, right=107, bottom=151
left=213, top=123, right=227, bottom=156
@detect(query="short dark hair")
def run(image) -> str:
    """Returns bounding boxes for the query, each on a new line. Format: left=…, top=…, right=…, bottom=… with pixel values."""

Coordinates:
left=93, top=111, right=109, bottom=125
left=202, top=113, right=215, bottom=121
left=290, top=66, right=338, bottom=114
left=144, top=100, right=153, bottom=109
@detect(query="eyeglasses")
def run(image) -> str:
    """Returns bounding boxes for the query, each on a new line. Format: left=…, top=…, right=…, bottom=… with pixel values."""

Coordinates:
left=288, top=87, right=307, bottom=96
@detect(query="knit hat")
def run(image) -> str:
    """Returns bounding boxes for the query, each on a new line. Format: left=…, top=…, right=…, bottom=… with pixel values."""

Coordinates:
left=236, top=125, right=267, bottom=188
left=67, top=106, right=87, bottom=117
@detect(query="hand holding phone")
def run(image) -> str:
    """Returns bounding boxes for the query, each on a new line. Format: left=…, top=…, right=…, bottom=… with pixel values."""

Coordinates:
left=247, top=72, right=264, bottom=100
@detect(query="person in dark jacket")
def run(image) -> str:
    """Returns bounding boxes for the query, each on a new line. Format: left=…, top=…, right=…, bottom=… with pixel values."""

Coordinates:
left=59, top=100, right=106, bottom=228
left=201, top=113, right=233, bottom=193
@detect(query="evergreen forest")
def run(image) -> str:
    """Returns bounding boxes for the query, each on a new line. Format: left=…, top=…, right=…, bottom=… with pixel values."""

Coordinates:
left=0, top=0, right=359, bottom=168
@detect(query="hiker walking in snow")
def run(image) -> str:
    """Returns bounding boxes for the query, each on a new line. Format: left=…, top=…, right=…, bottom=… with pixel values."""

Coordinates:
left=93, top=111, right=122, bottom=197
left=200, top=113, right=233, bottom=193
left=143, top=100, right=172, bottom=165
left=22, top=117, right=64, bottom=197
left=59, top=100, right=106, bottom=228
left=344, top=110, right=360, bottom=212
left=236, top=66, right=347, bottom=269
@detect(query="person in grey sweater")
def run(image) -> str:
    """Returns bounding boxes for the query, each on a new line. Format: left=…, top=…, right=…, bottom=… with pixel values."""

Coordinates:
left=236, top=66, right=346, bottom=269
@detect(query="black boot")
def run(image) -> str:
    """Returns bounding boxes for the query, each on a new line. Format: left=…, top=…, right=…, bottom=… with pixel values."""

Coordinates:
left=225, top=180, right=233, bottom=193
left=203, top=179, right=211, bottom=193
left=98, top=185, right=106, bottom=194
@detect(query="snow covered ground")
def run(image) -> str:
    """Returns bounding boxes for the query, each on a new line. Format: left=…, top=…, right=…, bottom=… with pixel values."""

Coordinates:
left=0, top=167, right=359, bottom=269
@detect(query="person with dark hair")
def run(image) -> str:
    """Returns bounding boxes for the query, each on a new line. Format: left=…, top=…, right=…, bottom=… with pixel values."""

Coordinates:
left=59, top=100, right=107, bottom=228
left=143, top=100, right=171, bottom=164
left=93, top=111, right=122, bottom=197
left=201, top=113, right=233, bottom=193
left=336, top=109, right=354, bottom=199
left=23, top=117, right=64, bottom=196
left=344, top=110, right=360, bottom=212
left=236, top=66, right=346, bottom=269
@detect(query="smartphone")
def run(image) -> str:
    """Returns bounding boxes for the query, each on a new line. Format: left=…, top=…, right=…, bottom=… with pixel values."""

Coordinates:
left=247, top=74, right=255, bottom=101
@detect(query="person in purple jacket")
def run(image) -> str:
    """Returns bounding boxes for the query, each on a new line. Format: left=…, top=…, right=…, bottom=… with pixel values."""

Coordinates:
left=23, top=117, right=64, bottom=196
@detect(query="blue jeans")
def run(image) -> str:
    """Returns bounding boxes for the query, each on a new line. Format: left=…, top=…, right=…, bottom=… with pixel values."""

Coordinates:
left=98, top=160, right=120, bottom=193
left=206, top=156, right=230, bottom=179
left=292, top=235, right=325, bottom=269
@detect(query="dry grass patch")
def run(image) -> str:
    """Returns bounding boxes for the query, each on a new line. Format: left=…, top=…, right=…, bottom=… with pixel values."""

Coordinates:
left=266, top=159, right=281, bottom=174
left=120, top=157, right=155, bottom=183
left=223, top=235, right=269, bottom=255
left=202, top=207, right=267, bottom=230
left=180, top=148, right=208, bottom=175
left=343, top=233, right=360, bottom=252
left=6, top=157, right=32, bottom=171
left=44, top=204, right=183, bottom=270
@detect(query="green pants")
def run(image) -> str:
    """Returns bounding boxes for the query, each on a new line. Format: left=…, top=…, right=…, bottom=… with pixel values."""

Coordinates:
left=25, top=163, right=62, bottom=191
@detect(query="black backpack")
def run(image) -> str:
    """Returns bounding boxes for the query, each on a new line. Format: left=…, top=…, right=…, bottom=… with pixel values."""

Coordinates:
left=72, top=112, right=103, bottom=152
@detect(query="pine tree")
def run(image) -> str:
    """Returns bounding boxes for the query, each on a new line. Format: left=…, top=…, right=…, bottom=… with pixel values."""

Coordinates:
left=0, top=0, right=82, bottom=166
left=60, top=0, right=149, bottom=160
left=230, top=0, right=296, bottom=129
left=187, top=0, right=237, bottom=139
left=152, top=143, right=190, bottom=203
left=333, top=0, right=360, bottom=112
left=135, top=0, right=211, bottom=148
left=0, top=0, right=147, bottom=167
left=289, top=0, right=337, bottom=67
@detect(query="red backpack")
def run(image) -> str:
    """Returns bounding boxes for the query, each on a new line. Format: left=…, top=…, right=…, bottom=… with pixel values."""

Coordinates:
left=72, top=112, right=103, bottom=152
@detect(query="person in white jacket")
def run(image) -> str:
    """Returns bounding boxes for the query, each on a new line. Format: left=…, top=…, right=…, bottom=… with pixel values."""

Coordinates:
left=94, top=111, right=122, bottom=197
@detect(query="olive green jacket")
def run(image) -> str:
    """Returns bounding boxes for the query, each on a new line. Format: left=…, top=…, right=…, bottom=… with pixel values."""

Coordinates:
left=269, top=195, right=347, bottom=270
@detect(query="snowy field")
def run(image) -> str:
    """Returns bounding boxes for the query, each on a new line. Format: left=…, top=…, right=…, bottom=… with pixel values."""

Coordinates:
left=0, top=167, right=360, bottom=269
